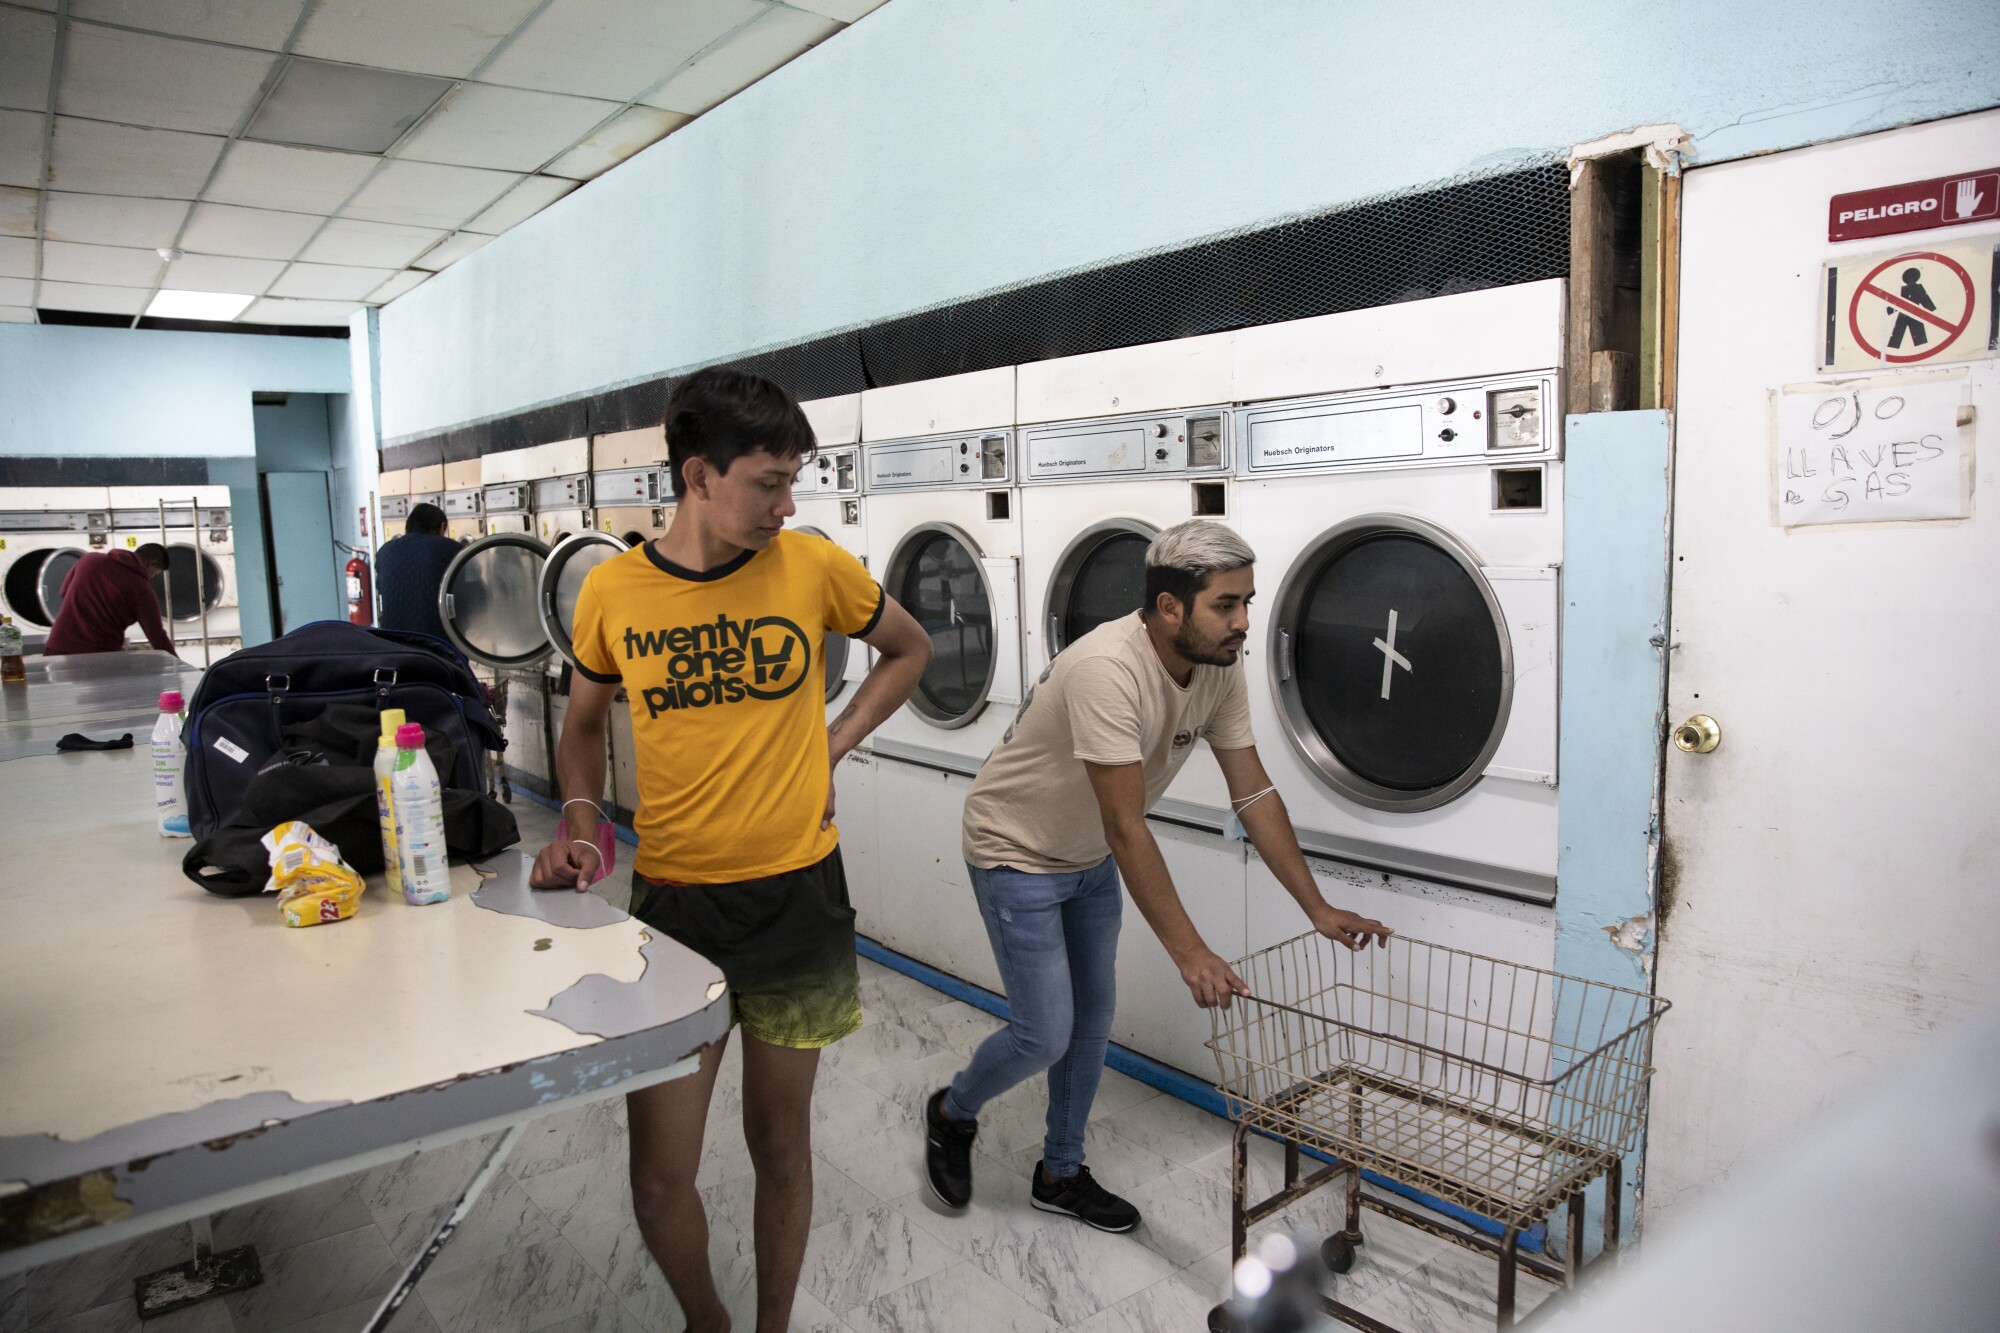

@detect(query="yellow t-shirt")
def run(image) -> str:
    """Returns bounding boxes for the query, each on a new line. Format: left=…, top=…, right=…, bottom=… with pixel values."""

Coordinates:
left=570, top=530, right=884, bottom=884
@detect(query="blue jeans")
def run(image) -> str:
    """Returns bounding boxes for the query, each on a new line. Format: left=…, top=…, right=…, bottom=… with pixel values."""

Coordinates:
left=944, top=857, right=1122, bottom=1179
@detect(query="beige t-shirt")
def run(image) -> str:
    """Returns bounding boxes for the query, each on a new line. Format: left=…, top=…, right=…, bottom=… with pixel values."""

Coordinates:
left=962, top=611, right=1256, bottom=872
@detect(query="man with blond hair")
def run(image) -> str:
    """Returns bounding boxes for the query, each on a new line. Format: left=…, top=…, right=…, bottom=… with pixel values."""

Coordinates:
left=924, top=519, right=1391, bottom=1228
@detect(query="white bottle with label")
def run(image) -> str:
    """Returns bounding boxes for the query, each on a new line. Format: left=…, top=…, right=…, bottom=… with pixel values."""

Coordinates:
left=391, top=722, right=450, bottom=905
left=374, top=708, right=406, bottom=897
left=152, top=691, right=191, bottom=838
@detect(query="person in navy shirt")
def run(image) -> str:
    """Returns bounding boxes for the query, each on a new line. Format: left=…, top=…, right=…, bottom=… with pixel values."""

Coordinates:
left=374, top=504, right=461, bottom=643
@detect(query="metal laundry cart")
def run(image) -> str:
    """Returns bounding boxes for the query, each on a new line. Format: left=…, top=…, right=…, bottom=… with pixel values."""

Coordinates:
left=1206, top=933, right=1669, bottom=1331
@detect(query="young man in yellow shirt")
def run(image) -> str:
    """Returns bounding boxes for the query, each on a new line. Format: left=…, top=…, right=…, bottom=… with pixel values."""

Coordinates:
left=531, top=369, right=931, bottom=1333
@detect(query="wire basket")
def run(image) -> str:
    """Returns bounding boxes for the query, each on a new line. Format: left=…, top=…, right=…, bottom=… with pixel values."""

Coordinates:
left=1208, top=932, right=1670, bottom=1231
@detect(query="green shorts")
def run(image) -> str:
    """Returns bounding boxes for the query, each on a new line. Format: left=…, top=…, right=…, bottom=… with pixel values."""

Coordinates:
left=630, top=847, right=862, bottom=1050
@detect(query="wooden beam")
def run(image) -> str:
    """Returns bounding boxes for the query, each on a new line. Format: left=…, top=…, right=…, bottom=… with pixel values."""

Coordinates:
left=1566, top=157, right=1620, bottom=416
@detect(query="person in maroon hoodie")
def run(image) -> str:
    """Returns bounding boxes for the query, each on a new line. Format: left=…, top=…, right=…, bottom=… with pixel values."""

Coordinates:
left=43, top=544, right=176, bottom=655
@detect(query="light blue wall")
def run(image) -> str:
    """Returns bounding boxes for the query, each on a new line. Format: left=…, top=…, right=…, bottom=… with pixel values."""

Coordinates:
left=377, top=0, right=2000, bottom=439
left=1554, top=410, right=1674, bottom=1249
left=0, top=325, right=349, bottom=458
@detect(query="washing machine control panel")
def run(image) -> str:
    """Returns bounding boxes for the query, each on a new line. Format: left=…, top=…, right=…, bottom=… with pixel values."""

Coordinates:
left=591, top=466, right=665, bottom=505
left=865, top=431, right=1014, bottom=490
left=1238, top=373, right=1557, bottom=477
left=1020, top=409, right=1230, bottom=483
left=794, top=447, right=860, bottom=497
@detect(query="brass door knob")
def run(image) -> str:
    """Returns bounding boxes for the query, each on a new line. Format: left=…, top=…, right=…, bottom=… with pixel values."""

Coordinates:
left=1674, top=714, right=1720, bottom=754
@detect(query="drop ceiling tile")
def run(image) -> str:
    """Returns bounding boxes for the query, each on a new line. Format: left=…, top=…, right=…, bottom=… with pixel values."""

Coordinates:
left=0, top=276, right=32, bottom=304
left=180, top=202, right=324, bottom=261
left=166, top=252, right=285, bottom=295
left=460, top=174, right=576, bottom=235
left=242, top=296, right=361, bottom=326
left=0, top=8, right=56, bottom=113
left=342, top=159, right=517, bottom=230
left=480, top=0, right=764, bottom=101
left=643, top=7, right=839, bottom=116
left=784, top=0, right=884, bottom=20
left=60, top=23, right=278, bottom=136
left=545, top=105, right=686, bottom=181
left=0, top=305, right=33, bottom=324
left=0, top=235, right=33, bottom=276
left=71, top=0, right=300, bottom=48
left=368, top=269, right=430, bottom=303
left=411, top=229, right=489, bottom=271
left=0, top=185, right=36, bottom=237
left=0, top=110, right=44, bottom=190
left=42, top=239, right=163, bottom=287
left=42, top=192, right=188, bottom=248
left=244, top=58, right=453, bottom=155
left=296, top=0, right=544, bottom=78
left=397, top=84, right=622, bottom=173
left=299, top=217, right=444, bottom=268
left=269, top=262, right=397, bottom=301
left=37, top=280, right=148, bottom=315
left=48, top=117, right=224, bottom=197
left=206, top=140, right=378, bottom=214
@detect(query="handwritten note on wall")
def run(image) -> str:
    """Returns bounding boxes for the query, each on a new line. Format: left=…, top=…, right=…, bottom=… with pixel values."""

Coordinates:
left=1772, top=376, right=1972, bottom=527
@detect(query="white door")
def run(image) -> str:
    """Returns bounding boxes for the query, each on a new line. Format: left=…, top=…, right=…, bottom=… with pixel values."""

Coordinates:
left=1651, top=109, right=2000, bottom=1219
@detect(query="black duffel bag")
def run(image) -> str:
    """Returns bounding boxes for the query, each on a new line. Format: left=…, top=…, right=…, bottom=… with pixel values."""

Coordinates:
left=182, top=621, right=504, bottom=840
left=183, top=702, right=518, bottom=897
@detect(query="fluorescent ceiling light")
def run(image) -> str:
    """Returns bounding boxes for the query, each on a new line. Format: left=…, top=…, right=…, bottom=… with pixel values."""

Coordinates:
left=146, top=289, right=255, bottom=320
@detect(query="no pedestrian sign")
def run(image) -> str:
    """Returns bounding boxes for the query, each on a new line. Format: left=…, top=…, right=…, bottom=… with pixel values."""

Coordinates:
left=1818, top=237, right=1998, bottom=372
left=1829, top=168, right=2000, bottom=242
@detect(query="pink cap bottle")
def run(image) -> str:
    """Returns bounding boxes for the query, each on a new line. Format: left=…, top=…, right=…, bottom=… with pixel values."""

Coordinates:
left=396, top=722, right=425, bottom=749
left=159, top=691, right=183, bottom=712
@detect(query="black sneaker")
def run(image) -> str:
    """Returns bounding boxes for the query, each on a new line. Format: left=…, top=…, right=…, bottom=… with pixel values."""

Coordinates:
left=925, top=1088, right=977, bottom=1209
left=1030, top=1162, right=1140, bottom=1233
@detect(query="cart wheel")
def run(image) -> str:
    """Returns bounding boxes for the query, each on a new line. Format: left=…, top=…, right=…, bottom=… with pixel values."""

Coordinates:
left=1207, top=1302, right=1233, bottom=1332
left=1320, top=1234, right=1356, bottom=1274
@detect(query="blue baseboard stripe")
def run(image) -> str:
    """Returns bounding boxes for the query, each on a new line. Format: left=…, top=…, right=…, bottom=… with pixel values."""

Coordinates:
left=855, top=934, right=1545, bottom=1252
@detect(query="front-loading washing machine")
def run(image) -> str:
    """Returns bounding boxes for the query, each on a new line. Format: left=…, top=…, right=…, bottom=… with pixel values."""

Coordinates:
left=106, top=485, right=238, bottom=661
left=0, top=488, right=111, bottom=630
left=860, top=425, right=1023, bottom=987
left=1232, top=370, right=1564, bottom=949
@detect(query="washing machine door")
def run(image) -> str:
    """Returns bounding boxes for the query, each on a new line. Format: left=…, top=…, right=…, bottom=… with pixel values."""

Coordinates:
left=36, top=549, right=86, bottom=625
left=792, top=526, right=853, bottom=702
left=1270, top=514, right=1512, bottom=812
left=887, top=522, right=998, bottom=728
left=150, top=543, right=226, bottom=621
left=1045, top=519, right=1154, bottom=656
left=538, top=530, right=627, bottom=671
left=438, top=533, right=552, bottom=669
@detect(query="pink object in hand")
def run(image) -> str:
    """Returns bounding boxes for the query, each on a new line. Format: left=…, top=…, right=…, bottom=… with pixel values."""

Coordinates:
left=557, top=814, right=617, bottom=886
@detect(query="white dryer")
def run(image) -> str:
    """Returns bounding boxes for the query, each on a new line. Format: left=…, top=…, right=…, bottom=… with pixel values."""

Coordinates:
left=0, top=488, right=110, bottom=629
left=791, top=443, right=869, bottom=717
left=106, top=486, right=239, bottom=658
left=862, top=428, right=1024, bottom=770
left=1233, top=370, right=1564, bottom=919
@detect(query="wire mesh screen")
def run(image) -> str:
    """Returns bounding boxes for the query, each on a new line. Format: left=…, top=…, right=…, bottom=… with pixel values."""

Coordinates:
left=1209, top=933, right=1668, bottom=1230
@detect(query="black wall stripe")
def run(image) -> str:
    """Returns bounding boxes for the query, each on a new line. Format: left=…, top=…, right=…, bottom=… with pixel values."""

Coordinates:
left=382, top=163, right=1569, bottom=472
left=0, top=456, right=212, bottom=487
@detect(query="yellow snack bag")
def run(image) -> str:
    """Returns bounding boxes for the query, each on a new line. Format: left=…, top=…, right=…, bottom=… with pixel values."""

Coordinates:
left=262, top=820, right=366, bottom=926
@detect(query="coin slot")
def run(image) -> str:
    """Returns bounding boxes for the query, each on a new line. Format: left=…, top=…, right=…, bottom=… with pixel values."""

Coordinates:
left=1191, top=481, right=1227, bottom=516
left=986, top=490, right=1011, bottom=521
left=1492, top=465, right=1545, bottom=512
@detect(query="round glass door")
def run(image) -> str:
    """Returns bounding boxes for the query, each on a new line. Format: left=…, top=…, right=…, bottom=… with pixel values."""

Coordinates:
left=1045, top=520, right=1154, bottom=656
left=151, top=544, right=226, bottom=621
left=35, top=549, right=86, bottom=626
left=539, top=531, right=627, bottom=671
left=1271, top=514, right=1512, bottom=812
left=795, top=527, right=851, bottom=702
left=438, top=533, right=552, bottom=669
left=887, top=523, right=995, bottom=727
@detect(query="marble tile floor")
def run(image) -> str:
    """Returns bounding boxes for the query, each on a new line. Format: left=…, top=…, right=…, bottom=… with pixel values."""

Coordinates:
left=9, top=799, right=1559, bottom=1331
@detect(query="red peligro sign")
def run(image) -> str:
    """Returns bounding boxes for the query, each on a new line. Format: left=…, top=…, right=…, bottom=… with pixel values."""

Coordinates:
left=1829, top=169, right=1999, bottom=242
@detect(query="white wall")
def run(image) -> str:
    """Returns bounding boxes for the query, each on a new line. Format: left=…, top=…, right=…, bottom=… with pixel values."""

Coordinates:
left=377, top=0, right=2000, bottom=441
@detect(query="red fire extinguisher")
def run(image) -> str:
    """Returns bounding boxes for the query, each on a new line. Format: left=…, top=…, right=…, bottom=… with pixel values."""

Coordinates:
left=345, top=553, right=373, bottom=626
